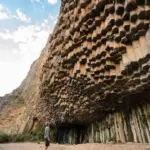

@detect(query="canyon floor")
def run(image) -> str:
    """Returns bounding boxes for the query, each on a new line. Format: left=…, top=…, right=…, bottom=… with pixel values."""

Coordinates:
left=0, top=143, right=150, bottom=150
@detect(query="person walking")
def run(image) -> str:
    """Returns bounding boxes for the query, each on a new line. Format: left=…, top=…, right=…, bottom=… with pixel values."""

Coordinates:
left=44, top=122, right=50, bottom=150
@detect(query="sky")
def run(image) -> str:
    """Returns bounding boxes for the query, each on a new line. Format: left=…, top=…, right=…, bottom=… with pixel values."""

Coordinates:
left=0, top=0, right=61, bottom=96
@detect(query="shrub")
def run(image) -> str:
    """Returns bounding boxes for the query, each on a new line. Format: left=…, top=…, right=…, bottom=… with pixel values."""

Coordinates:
left=0, top=130, right=44, bottom=143
left=0, top=132, right=10, bottom=143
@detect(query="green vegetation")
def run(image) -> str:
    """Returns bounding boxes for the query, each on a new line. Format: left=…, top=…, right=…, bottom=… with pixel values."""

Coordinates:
left=0, top=129, right=44, bottom=143
left=13, top=95, right=25, bottom=106
left=0, top=125, right=59, bottom=144
left=0, top=132, right=10, bottom=143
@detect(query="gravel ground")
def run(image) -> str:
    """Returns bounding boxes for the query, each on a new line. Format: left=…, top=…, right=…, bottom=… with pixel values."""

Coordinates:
left=0, top=143, right=150, bottom=150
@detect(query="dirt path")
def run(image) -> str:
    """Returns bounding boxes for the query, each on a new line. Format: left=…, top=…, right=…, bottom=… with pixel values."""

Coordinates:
left=0, top=143, right=150, bottom=150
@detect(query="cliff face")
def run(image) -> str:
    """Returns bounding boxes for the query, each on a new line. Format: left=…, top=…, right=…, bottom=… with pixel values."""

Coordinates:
left=38, top=0, right=150, bottom=123
left=1, top=0, right=150, bottom=143
left=0, top=89, right=25, bottom=134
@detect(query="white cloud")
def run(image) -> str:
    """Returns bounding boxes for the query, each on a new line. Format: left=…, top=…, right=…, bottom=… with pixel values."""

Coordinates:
left=0, top=19, right=55, bottom=96
left=49, top=14, right=55, bottom=20
left=44, top=19, right=48, bottom=23
left=47, top=0, right=58, bottom=4
left=0, top=62, right=26, bottom=96
left=0, top=21, right=51, bottom=52
left=0, top=4, right=10, bottom=20
left=48, top=14, right=58, bottom=25
left=16, top=8, right=31, bottom=23
left=0, top=12, right=9, bottom=20
left=31, top=0, right=45, bottom=10
left=31, top=0, right=40, bottom=2
left=0, top=4, right=3, bottom=10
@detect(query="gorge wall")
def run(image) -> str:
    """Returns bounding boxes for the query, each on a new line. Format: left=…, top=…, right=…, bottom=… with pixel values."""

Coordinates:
left=1, top=0, right=150, bottom=144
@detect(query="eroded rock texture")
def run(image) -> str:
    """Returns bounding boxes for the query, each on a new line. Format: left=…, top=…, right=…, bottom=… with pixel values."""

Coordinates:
left=1, top=0, right=150, bottom=144
left=36, top=0, right=150, bottom=124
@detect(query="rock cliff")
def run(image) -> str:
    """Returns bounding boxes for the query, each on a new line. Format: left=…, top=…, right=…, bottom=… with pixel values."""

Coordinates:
left=1, top=0, right=150, bottom=144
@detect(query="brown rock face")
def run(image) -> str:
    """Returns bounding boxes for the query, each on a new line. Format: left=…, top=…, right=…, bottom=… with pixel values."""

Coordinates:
left=36, top=0, right=150, bottom=123
left=1, top=0, right=150, bottom=144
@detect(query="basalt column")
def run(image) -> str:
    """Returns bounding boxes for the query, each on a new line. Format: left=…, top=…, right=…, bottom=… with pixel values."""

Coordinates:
left=30, top=0, right=150, bottom=144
